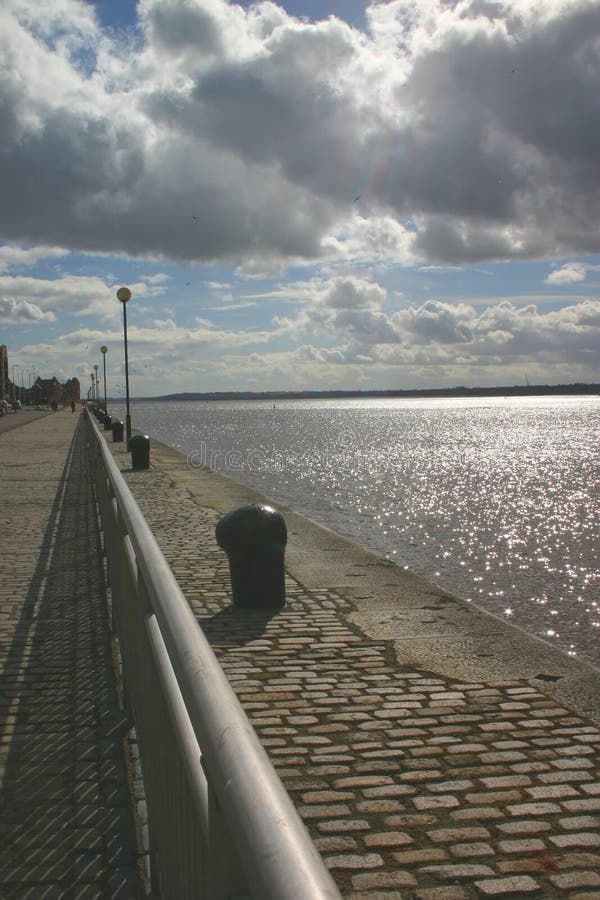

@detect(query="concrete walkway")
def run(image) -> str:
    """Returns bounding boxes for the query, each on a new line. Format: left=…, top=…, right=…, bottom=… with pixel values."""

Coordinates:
left=0, top=407, right=53, bottom=437
left=109, top=432, right=600, bottom=900
left=0, top=414, right=143, bottom=899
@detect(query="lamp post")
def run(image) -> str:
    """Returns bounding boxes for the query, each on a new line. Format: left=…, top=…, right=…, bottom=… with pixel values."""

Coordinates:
left=100, top=346, right=108, bottom=413
left=117, top=286, right=132, bottom=443
left=90, top=372, right=95, bottom=407
left=26, top=370, right=34, bottom=406
left=94, top=363, right=99, bottom=407
left=15, top=365, right=24, bottom=403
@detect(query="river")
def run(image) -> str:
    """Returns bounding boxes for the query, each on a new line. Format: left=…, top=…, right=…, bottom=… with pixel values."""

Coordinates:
left=109, top=396, right=599, bottom=667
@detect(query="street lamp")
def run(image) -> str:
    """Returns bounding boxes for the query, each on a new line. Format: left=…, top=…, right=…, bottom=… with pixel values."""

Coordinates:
left=15, top=365, right=24, bottom=403
left=94, top=363, right=99, bottom=407
left=100, top=346, right=108, bottom=413
left=90, top=372, right=95, bottom=407
left=26, top=370, right=35, bottom=406
left=117, top=286, right=132, bottom=443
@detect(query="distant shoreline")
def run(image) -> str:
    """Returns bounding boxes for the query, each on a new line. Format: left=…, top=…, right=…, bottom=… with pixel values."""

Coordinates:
left=111, top=383, right=600, bottom=402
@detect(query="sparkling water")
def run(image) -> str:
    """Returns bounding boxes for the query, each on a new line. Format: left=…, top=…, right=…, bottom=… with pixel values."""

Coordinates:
left=110, top=396, right=599, bottom=667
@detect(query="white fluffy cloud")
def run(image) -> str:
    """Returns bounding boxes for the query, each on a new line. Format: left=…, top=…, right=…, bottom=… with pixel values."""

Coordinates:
left=0, top=273, right=170, bottom=323
left=0, top=297, right=55, bottom=323
left=277, top=272, right=600, bottom=372
left=10, top=286, right=598, bottom=391
left=1, top=0, right=600, bottom=268
left=546, top=263, right=588, bottom=284
left=0, top=244, right=69, bottom=273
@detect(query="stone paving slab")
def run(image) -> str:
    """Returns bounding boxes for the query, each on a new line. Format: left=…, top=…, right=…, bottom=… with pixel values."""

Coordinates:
left=0, top=414, right=144, bottom=898
left=103, top=430, right=600, bottom=900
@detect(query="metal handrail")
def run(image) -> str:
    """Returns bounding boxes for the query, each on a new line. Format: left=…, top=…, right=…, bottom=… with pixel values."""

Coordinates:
left=87, top=414, right=341, bottom=900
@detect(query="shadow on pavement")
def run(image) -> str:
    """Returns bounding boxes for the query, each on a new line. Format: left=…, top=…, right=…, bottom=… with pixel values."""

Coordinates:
left=0, top=419, right=143, bottom=898
left=198, top=604, right=279, bottom=649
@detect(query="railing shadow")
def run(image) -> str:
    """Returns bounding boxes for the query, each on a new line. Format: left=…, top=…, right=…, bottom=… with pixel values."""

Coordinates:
left=0, top=418, right=142, bottom=897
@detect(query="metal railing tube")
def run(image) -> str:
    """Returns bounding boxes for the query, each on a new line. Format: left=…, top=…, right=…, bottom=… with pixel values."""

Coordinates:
left=87, top=417, right=341, bottom=900
left=145, top=612, right=209, bottom=838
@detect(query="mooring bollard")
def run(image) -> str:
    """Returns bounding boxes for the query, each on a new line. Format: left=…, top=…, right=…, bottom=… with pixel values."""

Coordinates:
left=215, top=504, right=287, bottom=609
left=103, top=414, right=112, bottom=431
left=112, top=420, right=124, bottom=442
left=127, top=434, right=150, bottom=469
left=129, top=433, right=150, bottom=470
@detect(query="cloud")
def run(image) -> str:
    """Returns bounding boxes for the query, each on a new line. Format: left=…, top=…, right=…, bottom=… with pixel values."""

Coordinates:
left=12, top=289, right=598, bottom=392
left=0, top=272, right=169, bottom=321
left=140, top=273, right=171, bottom=285
left=0, top=296, right=55, bottom=323
left=277, top=270, right=600, bottom=374
left=278, top=275, right=401, bottom=343
left=0, top=0, right=599, bottom=270
left=545, top=262, right=588, bottom=284
left=0, top=244, right=70, bottom=273
left=395, top=300, right=474, bottom=344
left=11, top=311, right=286, bottom=389
left=214, top=292, right=600, bottom=386
left=321, top=214, right=417, bottom=267
left=65, top=317, right=282, bottom=353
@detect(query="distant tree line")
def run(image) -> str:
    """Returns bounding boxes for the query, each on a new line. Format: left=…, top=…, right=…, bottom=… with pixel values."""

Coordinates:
left=142, top=383, right=600, bottom=402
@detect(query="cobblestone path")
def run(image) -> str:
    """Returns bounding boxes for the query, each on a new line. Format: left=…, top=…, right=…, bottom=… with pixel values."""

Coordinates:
left=0, top=416, right=143, bottom=899
left=114, top=442, right=600, bottom=900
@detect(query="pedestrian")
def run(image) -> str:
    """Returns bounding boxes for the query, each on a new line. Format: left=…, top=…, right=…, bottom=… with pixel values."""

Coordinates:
left=70, top=399, right=76, bottom=412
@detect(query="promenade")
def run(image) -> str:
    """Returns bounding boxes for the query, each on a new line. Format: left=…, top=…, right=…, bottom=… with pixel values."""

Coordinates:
left=111, top=432, right=600, bottom=899
left=1, top=413, right=600, bottom=899
left=0, top=413, right=143, bottom=899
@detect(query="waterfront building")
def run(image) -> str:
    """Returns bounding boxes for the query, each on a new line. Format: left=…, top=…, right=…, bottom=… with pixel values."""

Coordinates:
left=63, top=377, right=81, bottom=403
left=0, top=345, right=81, bottom=406
left=25, top=375, right=81, bottom=406
left=30, top=376, right=62, bottom=406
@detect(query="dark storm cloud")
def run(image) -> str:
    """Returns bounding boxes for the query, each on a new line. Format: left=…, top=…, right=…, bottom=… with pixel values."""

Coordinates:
left=1, top=0, right=599, bottom=265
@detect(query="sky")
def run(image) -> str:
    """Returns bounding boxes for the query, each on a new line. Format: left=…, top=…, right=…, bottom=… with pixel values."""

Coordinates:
left=1, top=0, right=599, bottom=397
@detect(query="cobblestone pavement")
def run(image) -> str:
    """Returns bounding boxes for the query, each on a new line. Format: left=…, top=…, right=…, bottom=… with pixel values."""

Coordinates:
left=107, top=436, right=600, bottom=900
left=0, top=415, right=144, bottom=899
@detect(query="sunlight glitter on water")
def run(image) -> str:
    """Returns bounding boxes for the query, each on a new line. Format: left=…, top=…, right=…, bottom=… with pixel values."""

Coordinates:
left=113, top=395, right=599, bottom=667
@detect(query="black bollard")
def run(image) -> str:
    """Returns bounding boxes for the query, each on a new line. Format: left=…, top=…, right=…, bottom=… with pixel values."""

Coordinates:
left=215, top=504, right=287, bottom=609
left=103, top=414, right=112, bottom=431
left=112, top=420, right=124, bottom=442
left=129, top=434, right=150, bottom=470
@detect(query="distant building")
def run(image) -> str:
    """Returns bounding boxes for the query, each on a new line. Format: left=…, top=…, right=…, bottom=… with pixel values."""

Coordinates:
left=31, top=376, right=62, bottom=406
left=26, top=375, right=81, bottom=406
left=0, top=345, right=81, bottom=406
left=63, top=377, right=81, bottom=402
